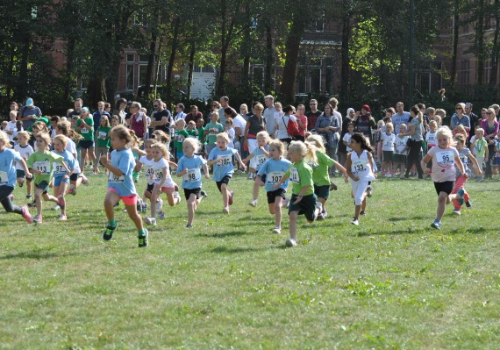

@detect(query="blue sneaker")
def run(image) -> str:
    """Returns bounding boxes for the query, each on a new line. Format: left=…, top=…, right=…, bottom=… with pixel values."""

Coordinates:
left=457, top=189, right=465, bottom=206
left=430, top=220, right=441, bottom=230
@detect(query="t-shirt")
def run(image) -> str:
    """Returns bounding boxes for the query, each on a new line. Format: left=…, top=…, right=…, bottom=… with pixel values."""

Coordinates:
left=349, top=150, right=375, bottom=181
left=473, top=138, right=488, bottom=157
left=426, top=131, right=438, bottom=148
left=205, top=122, right=224, bottom=145
left=107, top=148, right=137, bottom=196
left=76, top=117, right=94, bottom=141
left=306, top=111, right=322, bottom=131
left=285, top=160, right=314, bottom=196
left=258, top=157, right=291, bottom=192
left=381, top=133, right=396, bottom=152
left=64, top=137, right=80, bottom=173
left=208, top=147, right=238, bottom=181
left=456, top=148, right=472, bottom=178
left=177, top=155, right=207, bottom=189
left=427, top=146, right=459, bottom=183
left=52, top=150, right=75, bottom=178
left=6, top=121, right=18, bottom=142
left=395, top=136, right=409, bottom=155
left=27, top=151, right=64, bottom=184
left=0, top=148, right=22, bottom=187
left=311, top=150, right=335, bottom=186
left=263, top=107, right=279, bottom=136
left=14, top=144, right=34, bottom=171
left=150, top=157, right=175, bottom=188
left=174, top=130, right=189, bottom=152
left=232, top=115, right=247, bottom=137
left=226, top=128, right=235, bottom=148
left=246, top=115, right=266, bottom=136
left=392, top=112, right=411, bottom=135
left=251, top=145, right=269, bottom=171
left=153, top=109, right=172, bottom=134
left=197, top=127, right=205, bottom=144
left=343, top=133, right=353, bottom=152
left=410, top=118, right=423, bottom=141
left=96, top=126, right=112, bottom=148
left=139, top=155, right=155, bottom=185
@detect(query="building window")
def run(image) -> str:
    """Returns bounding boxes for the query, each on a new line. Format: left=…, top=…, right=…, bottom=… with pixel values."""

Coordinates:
left=459, top=59, right=470, bottom=85
left=325, top=57, right=335, bottom=94
left=484, top=59, right=492, bottom=83
left=139, top=65, right=148, bottom=87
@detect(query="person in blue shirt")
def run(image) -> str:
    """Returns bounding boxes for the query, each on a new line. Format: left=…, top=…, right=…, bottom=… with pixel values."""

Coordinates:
left=257, top=140, right=292, bottom=234
left=0, top=130, right=33, bottom=223
left=52, top=135, right=76, bottom=221
left=176, top=138, right=210, bottom=228
left=100, top=125, right=148, bottom=247
left=207, top=132, right=246, bottom=214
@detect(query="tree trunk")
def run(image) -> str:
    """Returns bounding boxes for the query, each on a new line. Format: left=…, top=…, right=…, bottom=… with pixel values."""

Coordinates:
left=476, top=0, right=485, bottom=85
left=142, top=32, right=157, bottom=99
left=280, top=18, right=306, bottom=104
left=63, top=38, right=76, bottom=102
left=340, top=10, right=351, bottom=102
left=490, top=0, right=500, bottom=85
left=186, top=40, right=196, bottom=100
left=450, top=0, right=460, bottom=91
left=166, top=16, right=181, bottom=107
left=264, top=24, right=274, bottom=93
left=87, top=77, right=107, bottom=107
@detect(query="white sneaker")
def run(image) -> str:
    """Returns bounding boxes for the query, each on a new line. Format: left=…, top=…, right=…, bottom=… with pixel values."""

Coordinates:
left=272, top=226, right=281, bottom=234
left=145, top=217, right=157, bottom=226
left=351, top=218, right=359, bottom=226
left=156, top=199, right=164, bottom=213
left=174, top=191, right=181, bottom=203
left=452, top=209, right=461, bottom=216
left=57, top=214, right=67, bottom=221
left=285, top=238, right=297, bottom=247
left=248, top=199, right=258, bottom=207
left=52, top=205, right=60, bottom=211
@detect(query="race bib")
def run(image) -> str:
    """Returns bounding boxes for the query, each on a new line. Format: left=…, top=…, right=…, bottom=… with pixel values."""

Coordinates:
left=436, top=151, right=454, bottom=165
left=177, top=135, right=184, bottom=142
left=154, top=169, right=164, bottom=183
left=33, top=161, right=50, bottom=175
left=53, top=162, right=66, bottom=175
left=460, top=156, right=468, bottom=165
left=353, top=160, right=367, bottom=174
left=81, top=127, right=89, bottom=134
left=109, top=172, right=125, bottom=183
left=184, top=168, right=201, bottom=182
left=266, top=171, right=284, bottom=185
left=145, top=166, right=155, bottom=181
left=217, top=155, right=232, bottom=166
left=290, top=168, right=300, bottom=184
left=0, top=171, right=8, bottom=184
left=384, top=141, right=393, bottom=148
left=98, top=131, right=107, bottom=139
left=256, top=154, right=267, bottom=166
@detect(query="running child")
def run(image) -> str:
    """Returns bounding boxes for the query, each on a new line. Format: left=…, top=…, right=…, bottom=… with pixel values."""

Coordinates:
left=0, top=130, right=33, bottom=223
left=381, top=122, right=396, bottom=176
left=27, top=132, right=70, bottom=224
left=274, top=141, right=319, bottom=247
left=94, top=115, right=111, bottom=174
left=257, top=140, right=291, bottom=234
left=207, top=132, right=246, bottom=214
left=451, top=133, right=481, bottom=215
left=243, top=131, right=270, bottom=206
left=14, top=131, right=34, bottom=199
left=346, top=133, right=376, bottom=226
left=176, top=138, right=210, bottom=228
left=174, top=119, right=189, bottom=162
left=101, top=125, right=148, bottom=247
left=145, top=142, right=181, bottom=226
left=135, top=138, right=157, bottom=215
left=51, top=135, right=76, bottom=221
left=306, top=134, right=348, bottom=220
left=420, top=126, right=466, bottom=230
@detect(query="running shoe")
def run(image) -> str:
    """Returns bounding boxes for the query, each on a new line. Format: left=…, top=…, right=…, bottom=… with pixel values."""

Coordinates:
left=33, top=214, right=43, bottom=224
left=465, top=200, right=472, bottom=208
left=248, top=199, right=257, bottom=207
left=228, top=191, right=234, bottom=205
left=430, top=220, right=441, bottom=230
left=21, top=206, right=33, bottom=224
left=285, top=238, right=297, bottom=247
left=58, top=214, right=67, bottom=221
left=138, top=229, right=148, bottom=247
left=103, top=224, right=117, bottom=241
left=272, top=226, right=281, bottom=234
left=200, top=190, right=208, bottom=198
left=452, top=209, right=461, bottom=216
left=457, top=189, right=465, bottom=206
left=350, top=218, right=359, bottom=226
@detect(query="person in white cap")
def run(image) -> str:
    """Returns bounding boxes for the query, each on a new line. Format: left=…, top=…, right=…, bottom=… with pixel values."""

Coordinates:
left=19, top=98, right=42, bottom=129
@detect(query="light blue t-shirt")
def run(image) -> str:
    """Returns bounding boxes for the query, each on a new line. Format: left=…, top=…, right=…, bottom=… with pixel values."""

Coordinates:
left=209, top=147, right=238, bottom=182
left=0, top=148, right=22, bottom=188
left=177, top=155, right=207, bottom=189
left=107, top=148, right=137, bottom=196
left=258, top=157, right=292, bottom=192
left=52, top=150, right=75, bottom=178
left=252, top=145, right=269, bottom=171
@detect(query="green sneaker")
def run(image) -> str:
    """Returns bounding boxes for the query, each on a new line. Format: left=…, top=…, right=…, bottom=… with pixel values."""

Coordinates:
left=138, top=229, right=148, bottom=248
left=103, top=224, right=117, bottom=241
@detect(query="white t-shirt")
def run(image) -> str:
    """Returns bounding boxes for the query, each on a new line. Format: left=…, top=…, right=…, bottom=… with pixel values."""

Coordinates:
left=150, top=157, right=176, bottom=188
left=381, top=133, right=396, bottom=152
left=350, top=150, right=375, bottom=181
left=232, top=115, right=247, bottom=137
left=6, top=121, right=18, bottom=142
left=343, top=133, right=353, bottom=152
left=139, top=155, right=155, bottom=185
left=395, top=136, right=409, bottom=155
left=14, top=144, right=34, bottom=170
left=227, top=128, right=235, bottom=148
left=425, top=131, right=438, bottom=148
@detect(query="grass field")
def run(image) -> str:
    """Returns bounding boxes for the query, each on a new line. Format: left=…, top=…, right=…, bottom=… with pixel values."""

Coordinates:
left=0, top=172, right=499, bottom=349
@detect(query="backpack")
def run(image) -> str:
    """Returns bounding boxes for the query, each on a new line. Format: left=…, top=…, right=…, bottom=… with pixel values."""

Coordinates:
left=283, top=116, right=300, bottom=137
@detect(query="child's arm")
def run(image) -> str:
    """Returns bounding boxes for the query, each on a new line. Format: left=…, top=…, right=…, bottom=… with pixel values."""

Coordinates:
left=467, top=153, right=482, bottom=176
left=345, top=153, right=359, bottom=181
left=273, top=174, right=290, bottom=188
left=242, top=153, right=252, bottom=164
left=18, top=158, right=32, bottom=179
left=133, top=147, right=146, bottom=157
left=207, top=157, right=219, bottom=166
left=367, top=152, right=376, bottom=178
left=203, top=163, right=210, bottom=178
left=100, top=156, right=123, bottom=176
left=234, top=152, right=246, bottom=170
left=333, top=161, right=349, bottom=182
left=169, top=161, right=178, bottom=168
left=421, top=153, right=432, bottom=174
left=454, top=155, right=466, bottom=177
left=293, top=185, right=312, bottom=204
left=259, top=146, right=270, bottom=158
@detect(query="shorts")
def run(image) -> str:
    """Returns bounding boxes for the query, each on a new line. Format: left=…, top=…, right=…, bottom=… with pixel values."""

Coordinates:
left=216, top=175, right=231, bottom=191
left=54, top=176, right=69, bottom=187
left=383, top=151, right=393, bottom=162
left=267, top=188, right=286, bottom=204
left=288, top=193, right=317, bottom=222
left=314, top=184, right=330, bottom=200
left=16, top=169, right=32, bottom=180
left=393, top=154, right=406, bottom=164
left=35, top=180, right=50, bottom=194
left=184, top=188, right=201, bottom=200
left=79, top=140, right=94, bottom=149
left=434, top=181, right=454, bottom=195
left=146, top=182, right=176, bottom=194
left=108, top=187, right=138, bottom=206
left=494, top=157, right=500, bottom=165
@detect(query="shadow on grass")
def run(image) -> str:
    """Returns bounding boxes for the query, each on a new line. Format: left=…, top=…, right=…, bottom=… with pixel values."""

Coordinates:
left=0, top=249, right=85, bottom=260
left=210, top=246, right=264, bottom=254
left=196, top=230, right=250, bottom=238
left=388, top=216, right=428, bottom=222
left=352, top=226, right=490, bottom=237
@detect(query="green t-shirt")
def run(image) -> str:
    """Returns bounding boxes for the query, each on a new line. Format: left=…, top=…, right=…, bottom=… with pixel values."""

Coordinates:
left=205, top=122, right=224, bottom=145
left=174, top=130, right=189, bottom=151
left=76, top=117, right=94, bottom=141
left=311, top=150, right=335, bottom=186
left=96, top=126, right=111, bottom=148
left=186, top=129, right=198, bottom=139
left=285, top=160, right=314, bottom=195
left=197, top=127, right=205, bottom=144
left=27, top=151, right=64, bottom=184
left=473, top=138, right=488, bottom=157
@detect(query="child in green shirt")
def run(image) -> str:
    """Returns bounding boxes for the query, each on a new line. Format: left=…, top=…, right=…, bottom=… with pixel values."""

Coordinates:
left=94, top=115, right=112, bottom=174
left=174, top=119, right=189, bottom=161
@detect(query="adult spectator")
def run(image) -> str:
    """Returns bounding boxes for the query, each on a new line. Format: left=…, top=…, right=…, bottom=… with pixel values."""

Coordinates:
left=481, top=108, right=499, bottom=179
left=173, top=103, right=187, bottom=122
left=392, top=101, right=410, bottom=135
left=104, top=102, right=112, bottom=115
left=218, top=96, right=230, bottom=125
left=184, top=105, right=203, bottom=124
left=450, top=102, right=470, bottom=133
left=8, top=101, right=19, bottom=117
left=353, top=104, right=376, bottom=143
left=92, top=101, right=111, bottom=132
left=294, top=104, right=308, bottom=142
left=399, top=105, right=424, bottom=179
left=129, top=101, right=148, bottom=139
left=329, top=97, right=343, bottom=134
left=306, top=99, right=321, bottom=131
left=435, top=109, right=446, bottom=126
left=113, top=98, right=128, bottom=125
left=263, top=95, right=278, bottom=138
left=149, top=99, right=172, bottom=135
left=490, top=104, right=500, bottom=120
left=417, top=102, right=430, bottom=131
left=19, top=98, right=42, bottom=129
left=208, top=101, right=221, bottom=124
left=465, top=103, right=478, bottom=140
left=244, top=103, right=266, bottom=156
left=70, top=98, right=84, bottom=120
left=76, top=107, right=95, bottom=170
left=239, top=104, right=250, bottom=122
left=315, top=103, right=341, bottom=174
left=338, top=108, right=355, bottom=165
left=276, top=105, right=295, bottom=146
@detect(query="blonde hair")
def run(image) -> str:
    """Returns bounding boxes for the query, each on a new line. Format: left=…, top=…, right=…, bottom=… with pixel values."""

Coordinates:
left=36, top=132, right=52, bottom=150
left=288, top=141, right=317, bottom=164
left=0, top=131, right=12, bottom=148
left=253, top=103, right=264, bottom=112
left=56, top=121, right=82, bottom=141
left=377, top=120, right=385, bottom=127
left=454, top=133, right=466, bottom=145
left=455, top=102, right=466, bottom=111
left=475, top=128, right=484, bottom=135
left=53, top=134, right=68, bottom=147
left=175, top=118, right=186, bottom=128
left=151, top=130, right=170, bottom=143
left=16, top=130, right=31, bottom=141
left=486, top=107, right=496, bottom=118
left=268, top=139, right=286, bottom=156
left=111, top=125, right=134, bottom=147
left=256, top=130, right=270, bottom=142
left=209, top=112, right=219, bottom=121
left=99, top=115, right=110, bottom=127
left=306, top=134, right=325, bottom=152
left=183, top=137, right=201, bottom=153
left=429, top=120, right=437, bottom=128
left=128, top=130, right=142, bottom=148
left=32, top=121, right=49, bottom=133
left=9, top=110, right=17, bottom=118
left=144, top=138, right=158, bottom=149
left=436, top=126, right=455, bottom=146
left=216, top=132, right=230, bottom=143
left=385, top=122, right=394, bottom=131
left=150, top=142, right=169, bottom=160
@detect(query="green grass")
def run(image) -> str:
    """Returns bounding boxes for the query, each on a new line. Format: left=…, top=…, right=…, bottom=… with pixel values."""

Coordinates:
left=1, top=172, right=499, bottom=349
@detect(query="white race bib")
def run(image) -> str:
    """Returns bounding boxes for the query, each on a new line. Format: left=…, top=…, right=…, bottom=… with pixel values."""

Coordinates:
left=98, top=131, right=107, bottom=139
left=217, top=155, right=232, bottom=166
left=154, top=169, right=164, bottom=183
left=256, top=154, right=267, bottom=166
left=290, top=168, right=300, bottom=184
left=109, top=172, right=125, bottom=183
left=353, top=160, right=368, bottom=174
left=81, top=127, right=89, bottom=134
left=436, top=151, right=454, bottom=165
left=0, top=171, right=8, bottom=184
left=53, top=162, right=65, bottom=175
left=145, top=166, right=155, bottom=181
left=33, top=161, right=50, bottom=175
left=267, top=171, right=284, bottom=185
left=184, top=168, right=201, bottom=182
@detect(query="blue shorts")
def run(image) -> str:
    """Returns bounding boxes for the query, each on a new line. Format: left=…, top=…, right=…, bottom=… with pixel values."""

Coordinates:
left=54, top=176, right=70, bottom=187
left=494, top=157, right=500, bottom=165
